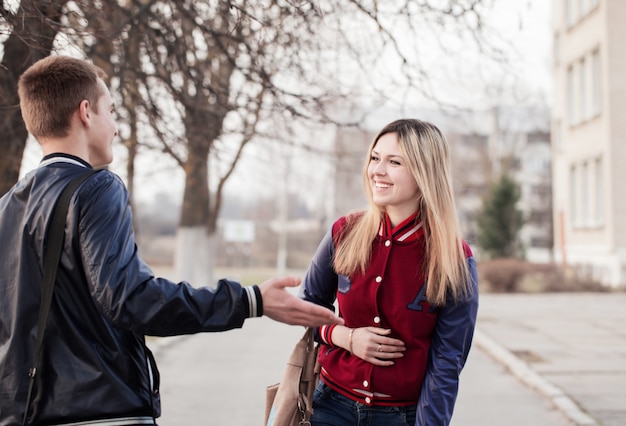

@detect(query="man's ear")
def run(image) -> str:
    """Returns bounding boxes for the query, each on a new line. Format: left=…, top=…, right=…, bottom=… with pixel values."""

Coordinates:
left=78, top=99, right=91, bottom=126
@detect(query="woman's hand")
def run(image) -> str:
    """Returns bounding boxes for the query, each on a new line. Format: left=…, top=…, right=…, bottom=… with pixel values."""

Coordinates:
left=337, top=326, right=406, bottom=366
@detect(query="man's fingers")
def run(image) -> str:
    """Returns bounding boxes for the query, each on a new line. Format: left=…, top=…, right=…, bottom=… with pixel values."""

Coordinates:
left=300, top=300, right=344, bottom=325
left=259, top=277, right=343, bottom=327
left=284, top=276, right=302, bottom=287
left=264, top=294, right=344, bottom=327
left=280, top=312, right=343, bottom=327
left=270, top=276, right=301, bottom=288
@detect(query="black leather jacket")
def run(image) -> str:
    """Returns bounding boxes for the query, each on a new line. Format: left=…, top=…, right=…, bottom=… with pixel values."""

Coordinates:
left=0, top=155, right=252, bottom=425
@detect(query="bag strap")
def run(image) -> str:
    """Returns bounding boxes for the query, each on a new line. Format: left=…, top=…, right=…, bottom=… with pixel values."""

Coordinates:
left=22, top=169, right=100, bottom=426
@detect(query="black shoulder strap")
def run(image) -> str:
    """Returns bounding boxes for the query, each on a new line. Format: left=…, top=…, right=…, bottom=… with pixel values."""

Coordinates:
left=22, top=169, right=100, bottom=426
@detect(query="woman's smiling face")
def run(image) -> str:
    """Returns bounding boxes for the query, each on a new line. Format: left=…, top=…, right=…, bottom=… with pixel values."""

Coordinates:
left=367, top=132, right=420, bottom=225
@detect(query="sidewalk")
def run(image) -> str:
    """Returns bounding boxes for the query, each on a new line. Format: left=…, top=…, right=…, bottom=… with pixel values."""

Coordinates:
left=474, top=292, right=626, bottom=426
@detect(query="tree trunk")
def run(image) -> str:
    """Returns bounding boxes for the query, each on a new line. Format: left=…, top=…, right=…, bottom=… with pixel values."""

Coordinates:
left=174, top=226, right=210, bottom=284
left=0, top=0, right=68, bottom=195
left=176, top=121, right=213, bottom=284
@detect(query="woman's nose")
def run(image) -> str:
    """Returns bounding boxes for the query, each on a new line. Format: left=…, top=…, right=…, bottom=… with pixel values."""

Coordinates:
left=373, top=162, right=386, bottom=175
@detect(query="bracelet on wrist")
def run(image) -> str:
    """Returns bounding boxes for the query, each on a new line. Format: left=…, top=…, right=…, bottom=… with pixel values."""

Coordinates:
left=348, top=328, right=355, bottom=354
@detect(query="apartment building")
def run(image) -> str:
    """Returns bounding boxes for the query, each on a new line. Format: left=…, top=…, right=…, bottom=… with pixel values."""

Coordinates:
left=551, top=0, right=626, bottom=286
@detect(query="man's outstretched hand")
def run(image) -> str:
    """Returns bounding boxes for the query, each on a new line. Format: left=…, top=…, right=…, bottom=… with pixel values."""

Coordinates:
left=259, top=276, right=344, bottom=327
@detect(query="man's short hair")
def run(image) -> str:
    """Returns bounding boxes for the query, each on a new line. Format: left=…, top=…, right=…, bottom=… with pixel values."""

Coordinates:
left=18, top=55, right=107, bottom=139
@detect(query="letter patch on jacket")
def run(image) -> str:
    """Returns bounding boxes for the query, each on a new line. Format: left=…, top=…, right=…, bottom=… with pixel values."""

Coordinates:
left=407, top=283, right=436, bottom=314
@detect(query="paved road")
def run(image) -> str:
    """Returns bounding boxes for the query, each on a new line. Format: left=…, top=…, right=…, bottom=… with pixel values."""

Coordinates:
left=151, top=316, right=572, bottom=425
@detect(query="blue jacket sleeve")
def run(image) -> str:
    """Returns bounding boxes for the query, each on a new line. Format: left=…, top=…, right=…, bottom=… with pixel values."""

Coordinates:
left=298, top=228, right=338, bottom=313
left=415, top=255, right=479, bottom=425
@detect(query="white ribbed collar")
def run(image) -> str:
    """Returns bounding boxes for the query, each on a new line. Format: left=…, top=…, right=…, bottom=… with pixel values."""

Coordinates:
left=39, top=154, right=89, bottom=169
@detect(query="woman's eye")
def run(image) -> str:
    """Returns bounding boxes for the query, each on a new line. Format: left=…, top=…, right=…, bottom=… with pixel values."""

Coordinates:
left=370, top=155, right=379, bottom=162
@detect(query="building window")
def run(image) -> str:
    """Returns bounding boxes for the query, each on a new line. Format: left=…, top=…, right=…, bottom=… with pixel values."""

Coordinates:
left=579, top=57, right=587, bottom=122
left=566, top=0, right=576, bottom=27
left=567, top=65, right=576, bottom=125
left=567, top=49, right=602, bottom=127
left=553, top=33, right=560, bottom=65
left=566, top=0, right=599, bottom=26
left=529, top=210, right=551, bottom=227
left=531, top=184, right=551, bottom=206
left=570, top=165, right=578, bottom=228
left=591, top=49, right=602, bottom=117
left=594, top=157, right=604, bottom=226
left=570, top=158, right=604, bottom=230
left=582, top=161, right=590, bottom=226
left=584, top=0, right=600, bottom=15
left=530, top=237, right=552, bottom=248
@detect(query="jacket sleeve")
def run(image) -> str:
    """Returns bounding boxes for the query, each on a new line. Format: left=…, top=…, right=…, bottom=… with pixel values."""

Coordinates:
left=415, top=255, right=479, bottom=425
left=74, top=171, right=250, bottom=336
left=298, top=227, right=340, bottom=344
left=298, top=228, right=339, bottom=313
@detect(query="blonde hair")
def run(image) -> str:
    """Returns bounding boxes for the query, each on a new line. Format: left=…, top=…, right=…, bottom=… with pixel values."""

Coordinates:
left=333, top=119, right=471, bottom=306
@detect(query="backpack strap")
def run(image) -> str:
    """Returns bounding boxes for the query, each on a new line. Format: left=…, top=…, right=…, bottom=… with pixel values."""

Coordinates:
left=22, top=169, right=101, bottom=426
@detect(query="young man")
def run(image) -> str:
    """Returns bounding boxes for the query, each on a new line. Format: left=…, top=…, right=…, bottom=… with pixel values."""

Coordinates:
left=0, top=55, right=341, bottom=426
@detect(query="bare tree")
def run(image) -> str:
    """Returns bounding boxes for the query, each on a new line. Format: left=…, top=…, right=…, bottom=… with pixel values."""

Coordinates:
left=0, top=0, right=70, bottom=196
left=1, top=0, right=519, bottom=280
left=126, top=1, right=337, bottom=282
left=0, top=0, right=151, bottom=198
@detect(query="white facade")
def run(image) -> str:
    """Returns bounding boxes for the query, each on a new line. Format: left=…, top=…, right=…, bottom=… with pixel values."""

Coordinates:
left=551, top=0, right=626, bottom=286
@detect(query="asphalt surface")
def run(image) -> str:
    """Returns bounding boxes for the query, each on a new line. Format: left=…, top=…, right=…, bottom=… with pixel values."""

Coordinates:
left=150, top=292, right=626, bottom=425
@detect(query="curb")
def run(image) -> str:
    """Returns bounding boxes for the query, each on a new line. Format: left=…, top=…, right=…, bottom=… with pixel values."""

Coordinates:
left=473, top=329, right=598, bottom=426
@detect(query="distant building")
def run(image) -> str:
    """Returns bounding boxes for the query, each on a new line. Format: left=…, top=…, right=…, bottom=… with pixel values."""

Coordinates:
left=509, top=129, right=553, bottom=262
left=447, top=108, right=552, bottom=262
left=551, top=0, right=626, bottom=286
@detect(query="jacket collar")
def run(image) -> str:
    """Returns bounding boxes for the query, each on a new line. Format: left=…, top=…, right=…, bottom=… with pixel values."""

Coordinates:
left=379, top=211, right=424, bottom=242
left=40, top=153, right=92, bottom=169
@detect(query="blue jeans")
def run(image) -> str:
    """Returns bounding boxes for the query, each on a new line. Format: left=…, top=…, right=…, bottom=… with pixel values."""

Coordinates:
left=311, top=381, right=416, bottom=426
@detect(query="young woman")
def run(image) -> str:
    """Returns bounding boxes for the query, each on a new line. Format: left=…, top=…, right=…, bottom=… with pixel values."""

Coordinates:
left=300, top=118, right=479, bottom=425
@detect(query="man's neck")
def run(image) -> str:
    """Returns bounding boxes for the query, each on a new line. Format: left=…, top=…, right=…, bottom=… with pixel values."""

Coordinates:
left=40, top=137, right=90, bottom=166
